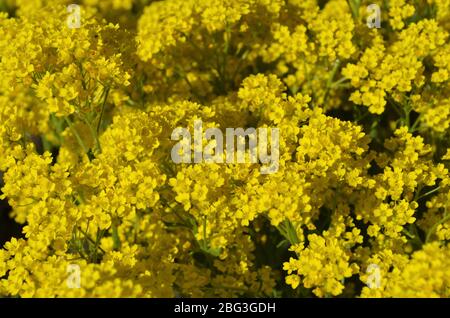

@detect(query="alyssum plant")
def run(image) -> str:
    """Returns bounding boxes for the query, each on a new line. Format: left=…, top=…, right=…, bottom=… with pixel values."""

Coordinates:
left=0, top=0, right=449, bottom=298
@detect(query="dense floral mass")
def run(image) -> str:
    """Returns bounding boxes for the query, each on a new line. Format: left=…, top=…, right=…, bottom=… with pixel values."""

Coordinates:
left=0, top=0, right=449, bottom=298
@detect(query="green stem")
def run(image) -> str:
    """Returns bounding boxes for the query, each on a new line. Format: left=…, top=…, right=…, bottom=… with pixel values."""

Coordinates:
left=409, top=114, right=422, bottom=132
left=112, top=222, right=122, bottom=251
left=97, top=86, right=110, bottom=135
left=426, top=212, right=450, bottom=243
left=202, top=216, right=208, bottom=250
left=93, top=229, right=105, bottom=262
left=277, top=220, right=300, bottom=245
left=50, top=113, right=64, bottom=144
left=418, top=186, right=440, bottom=200
left=347, top=0, right=361, bottom=19
left=64, top=116, right=89, bottom=154
left=83, top=116, right=101, bottom=154
left=331, top=77, right=349, bottom=87
left=402, top=228, right=415, bottom=239
left=77, top=227, right=106, bottom=254
left=323, top=60, right=341, bottom=105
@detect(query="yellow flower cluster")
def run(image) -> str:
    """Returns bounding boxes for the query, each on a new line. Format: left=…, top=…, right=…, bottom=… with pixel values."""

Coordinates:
left=388, top=0, right=415, bottom=30
left=360, top=242, right=450, bottom=297
left=0, top=0, right=449, bottom=298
